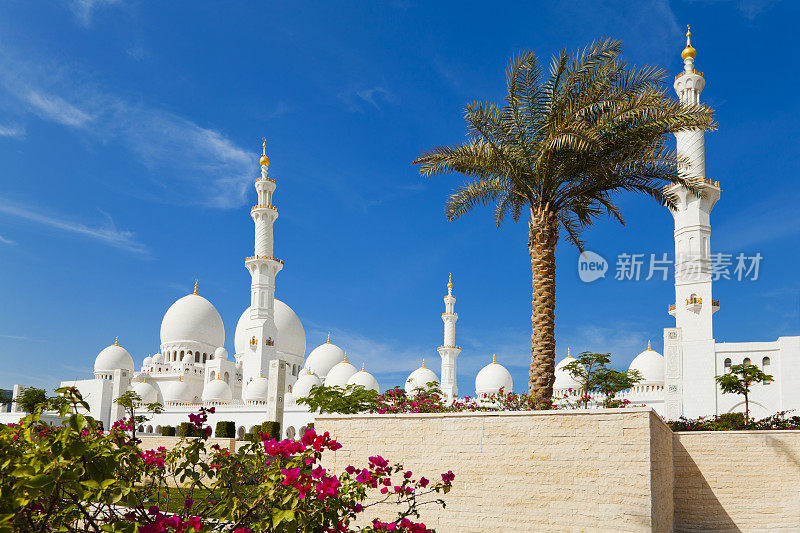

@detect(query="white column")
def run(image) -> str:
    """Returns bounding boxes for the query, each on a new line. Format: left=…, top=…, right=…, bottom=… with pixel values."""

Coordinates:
left=438, top=274, right=461, bottom=401
left=667, top=28, right=721, bottom=418
left=243, top=144, right=282, bottom=385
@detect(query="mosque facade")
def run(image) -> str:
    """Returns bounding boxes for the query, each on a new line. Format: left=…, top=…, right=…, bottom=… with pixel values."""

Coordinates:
left=2, top=30, right=799, bottom=433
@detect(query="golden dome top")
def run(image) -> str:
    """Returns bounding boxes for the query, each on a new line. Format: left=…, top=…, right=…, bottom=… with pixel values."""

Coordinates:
left=114, top=336, right=119, bottom=346
left=259, top=138, right=270, bottom=167
left=492, top=354, right=497, bottom=364
left=193, top=279, right=198, bottom=295
left=421, top=359, right=426, bottom=369
left=681, top=25, right=696, bottom=60
left=447, top=272, right=453, bottom=290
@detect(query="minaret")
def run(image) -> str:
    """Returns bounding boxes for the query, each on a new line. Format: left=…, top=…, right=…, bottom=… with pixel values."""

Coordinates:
left=437, top=273, right=461, bottom=401
left=664, top=27, right=721, bottom=419
left=243, top=139, right=283, bottom=381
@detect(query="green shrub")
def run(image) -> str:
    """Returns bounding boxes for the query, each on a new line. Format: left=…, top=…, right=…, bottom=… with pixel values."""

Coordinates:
left=712, top=412, right=746, bottom=430
left=161, top=425, right=176, bottom=436
left=260, top=421, right=280, bottom=441
left=215, top=421, right=236, bottom=438
left=178, top=422, right=195, bottom=437
left=243, top=432, right=254, bottom=442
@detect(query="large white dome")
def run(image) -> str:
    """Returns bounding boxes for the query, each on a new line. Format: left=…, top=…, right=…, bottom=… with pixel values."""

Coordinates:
left=304, top=339, right=345, bottom=379
left=629, top=342, right=665, bottom=383
left=324, top=359, right=358, bottom=388
left=405, top=363, right=439, bottom=393
left=94, top=342, right=134, bottom=373
left=554, top=351, right=582, bottom=391
left=475, top=357, right=513, bottom=396
left=292, top=372, right=322, bottom=400
left=160, top=294, right=224, bottom=348
left=163, top=379, right=193, bottom=404
left=347, top=366, right=380, bottom=392
left=234, top=299, right=306, bottom=358
left=203, top=378, right=233, bottom=403
left=129, top=380, right=158, bottom=404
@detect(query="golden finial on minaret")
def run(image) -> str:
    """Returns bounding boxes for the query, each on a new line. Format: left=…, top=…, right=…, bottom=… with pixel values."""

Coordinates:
left=260, top=137, right=270, bottom=167
left=648, top=340, right=652, bottom=350
left=361, top=362, right=365, bottom=371
left=492, top=354, right=496, bottom=364
left=421, top=359, right=426, bottom=369
left=114, top=336, right=119, bottom=346
left=567, top=347, right=571, bottom=358
left=343, top=352, right=348, bottom=363
left=447, top=272, right=453, bottom=290
left=681, top=24, right=696, bottom=60
left=327, top=331, right=331, bottom=344
left=193, top=279, right=198, bottom=295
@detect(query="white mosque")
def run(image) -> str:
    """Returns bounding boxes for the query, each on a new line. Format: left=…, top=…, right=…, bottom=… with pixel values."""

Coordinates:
left=3, top=29, right=799, bottom=433
left=0, top=138, right=513, bottom=438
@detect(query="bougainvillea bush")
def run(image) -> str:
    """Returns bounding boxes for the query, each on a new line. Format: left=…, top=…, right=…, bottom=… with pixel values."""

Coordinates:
left=667, top=411, right=800, bottom=431
left=0, top=387, right=453, bottom=532
left=297, top=382, right=591, bottom=416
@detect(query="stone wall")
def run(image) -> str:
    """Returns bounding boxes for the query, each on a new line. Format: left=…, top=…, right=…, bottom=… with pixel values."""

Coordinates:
left=138, top=435, right=241, bottom=451
left=673, top=430, right=800, bottom=531
left=316, top=408, right=672, bottom=532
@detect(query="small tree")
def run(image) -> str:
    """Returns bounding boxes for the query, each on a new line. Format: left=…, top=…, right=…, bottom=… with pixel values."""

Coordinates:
left=563, top=352, right=642, bottom=408
left=296, top=384, right=381, bottom=414
left=16, top=386, right=50, bottom=414
left=114, top=390, right=163, bottom=441
left=715, top=363, right=773, bottom=422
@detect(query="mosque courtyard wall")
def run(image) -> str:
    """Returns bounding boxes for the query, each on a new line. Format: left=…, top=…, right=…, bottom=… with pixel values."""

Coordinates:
left=313, top=408, right=800, bottom=532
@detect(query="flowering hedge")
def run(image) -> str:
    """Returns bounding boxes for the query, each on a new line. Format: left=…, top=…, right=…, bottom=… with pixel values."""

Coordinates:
left=667, top=411, right=800, bottom=431
left=298, top=383, right=618, bottom=415
left=0, top=387, right=454, bottom=532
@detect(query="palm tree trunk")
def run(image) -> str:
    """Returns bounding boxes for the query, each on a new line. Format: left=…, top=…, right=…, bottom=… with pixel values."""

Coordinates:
left=528, top=209, right=558, bottom=402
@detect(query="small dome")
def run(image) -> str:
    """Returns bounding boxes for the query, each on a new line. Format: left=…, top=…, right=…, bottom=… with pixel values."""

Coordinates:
left=143, top=356, right=153, bottom=366
left=475, top=356, right=513, bottom=396
left=94, top=341, right=134, bottom=374
left=243, top=375, right=269, bottom=402
left=554, top=350, right=582, bottom=390
left=298, top=366, right=311, bottom=378
left=162, top=379, right=192, bottom=404
left=304, top=337, right=345, bottom=379
left=234, top=299, right=306, bottom=358
left=324, top=358, right=358, bottom=388
left=203, top=378, right=232, bottom=403
left=347, top=365, right=379, bottom=392
left=152, top=353, right=164, bottom=364
left=160, top=294, right=224, bottom=348
left=182, top=351, right=195, bottom=363
left=292, top=372, right=322, bottom=400
left=214, top=347, right=228, bottom=361
left=405, top=362, right=439, bottom=393
left=129, top=380, right=158, bottom=404
left=629, top=341, right=665, bottom=383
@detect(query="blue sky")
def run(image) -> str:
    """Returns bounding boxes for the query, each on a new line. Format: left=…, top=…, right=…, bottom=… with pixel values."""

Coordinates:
left=1, top=0, right=798, bottom=395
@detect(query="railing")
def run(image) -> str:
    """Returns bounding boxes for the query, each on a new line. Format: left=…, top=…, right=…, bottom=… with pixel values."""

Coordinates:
left=256, top=177, right=275, bottom=183
left=686, top=296, right=702, bottom=305
left=663, top=177, right=720, bottom=191
left=251, top=204, right=277, bottom=212
left=668, top=303, right=676, bottom=311
left=675, top=69, right=703, bottom=80
left=438, top=346, right=462, bottom=350
left=712, top=299, right=720, bottom=307
left=245, top=255, right=284, bottom=264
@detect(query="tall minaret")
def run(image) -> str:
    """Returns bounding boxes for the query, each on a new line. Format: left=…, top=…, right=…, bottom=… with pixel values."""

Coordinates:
left=438, top=273, right=461, bottom=401
left=664, top=27, right=721, bottom=418
left=243, top=139, right=283, bottom=381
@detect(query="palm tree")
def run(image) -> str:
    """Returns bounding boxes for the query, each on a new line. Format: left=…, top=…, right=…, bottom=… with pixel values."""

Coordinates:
left=412, top=40, right=715, bottom=401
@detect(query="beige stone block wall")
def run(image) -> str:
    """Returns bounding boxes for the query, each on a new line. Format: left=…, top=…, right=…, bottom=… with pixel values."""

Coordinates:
left=316, top=408, right=672, bottom=532
left=673, top=430, right=800, bottom=531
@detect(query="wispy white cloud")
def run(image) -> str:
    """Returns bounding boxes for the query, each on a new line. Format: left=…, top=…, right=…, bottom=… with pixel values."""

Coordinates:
left=0, top=234, right=16, bottom=245
left=24, top=90, right=93, bottom=127
left=0, top=123, right=25, bottom=139
left=340, top=86, right=397, bottom=113
left=0, top=198, right=149, bottom=255
left=70, top=0, right=123, bottom=27
left=0, top=45, right=255, bottom=208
